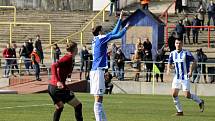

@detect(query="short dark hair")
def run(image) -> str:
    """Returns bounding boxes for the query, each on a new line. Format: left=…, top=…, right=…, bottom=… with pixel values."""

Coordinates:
left=66, top=42, right=77, bottom=52
left=92, top=26, right=102, bottom=36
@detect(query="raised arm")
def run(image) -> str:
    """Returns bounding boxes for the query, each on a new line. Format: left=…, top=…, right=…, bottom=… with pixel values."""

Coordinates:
left=107, top=10, right=124, bottom=35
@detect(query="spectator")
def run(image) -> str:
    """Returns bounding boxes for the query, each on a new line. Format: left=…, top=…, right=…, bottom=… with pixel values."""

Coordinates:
left=140, top=0, right=150, bottom=10
left=182, top=0, right=188, bottom=13
left=53, top=44, right=61, bottom=63
left=143, top=37, right=152, bottom=53
left=110, top=42, right=118, bottom=77
left=109, top=0, right=118, bottom=16
left=11, top=43, right=19, bottom=76
left=31, top=48, right=41, bottom=81
left=132, top=50, right=141, bottom=81
left=79, top=45, right=89, bottom=80
left=207, top=0, right=215, bottom=27
left=192, top=48, right=207, bottom=83
left=197, top=1, right=206, bottom=31
left=168, top=31, right=176, bottom=52
left=175, top=20, right=185, bottom=41
left=2, top=43, right=13, bottom=78
left=27, top=38, right=34, bottom=57
left=135, top=37, right=144, bottom=59
left=155, top=47, right=166, bottom=82
left=143, top=50, right=153, bottom=82
left=192, top=15, right=201, bottom=44
left=183, top=15, right=191, bottom=44
left=27, top=38, right=34, bottom=69
left=19, top=42, right=30, bottom=75
left=104, top=72, right=114, bottom=94
left=34, top=34, right=44, bottom=64
left=175, top=0, right=182, bottom=14
left=115, top=48, right=126, bottom=81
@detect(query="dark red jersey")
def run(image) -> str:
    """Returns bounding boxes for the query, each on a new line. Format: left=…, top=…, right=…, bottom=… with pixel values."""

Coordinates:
left=49, top=53, right=74, bottom=86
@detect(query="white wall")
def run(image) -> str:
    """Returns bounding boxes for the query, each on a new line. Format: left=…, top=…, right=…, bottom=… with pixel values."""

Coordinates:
left=93, top=0, right=138, bottom=11
left=93, top=0, right=110, bottom=11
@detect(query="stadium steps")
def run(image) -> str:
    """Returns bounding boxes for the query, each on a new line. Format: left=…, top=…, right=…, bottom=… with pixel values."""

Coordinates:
left=0, top=10, right=117, bottom=63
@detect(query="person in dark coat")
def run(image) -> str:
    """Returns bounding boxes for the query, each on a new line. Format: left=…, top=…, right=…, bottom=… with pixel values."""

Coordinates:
left=144, top=50, right=153, bottom=82
left=168, top=31, right=176, bottom=52
left=192, top=15, right=201, bottom=44
left=175, top=20, right=185, bottom=41
left=11, top=43, right=19, bottom=75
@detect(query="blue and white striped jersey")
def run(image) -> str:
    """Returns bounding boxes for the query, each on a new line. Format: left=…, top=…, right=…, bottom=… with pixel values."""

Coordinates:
left=168, top=49, right=196, bottom=80
left=91, top=19, right=127, bottom=71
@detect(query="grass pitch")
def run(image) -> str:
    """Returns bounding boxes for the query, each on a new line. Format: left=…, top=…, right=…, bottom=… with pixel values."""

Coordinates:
left=0, top=93, right=214, bottom=121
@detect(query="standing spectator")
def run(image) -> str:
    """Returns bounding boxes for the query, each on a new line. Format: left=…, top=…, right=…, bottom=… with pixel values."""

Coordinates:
left=197, top=1, right=206, bottom=31
left=110, top=42, right=118, bottom=77
left=27, top=38, right=34, bottom=57
left=79, top=45, right=89, bottom=80
left=2, top=43, right=13, bottom=78
left=140, top=0, right=150, bottom=10
left=168, top=31, right=176, bottom=52
left=143, top=37, right=152, bottom=53
left=31, top=48, right=41, bottom=81
left=182, top=0, right=188, bottom=13
left=183, top=15, right=191, bottom=44
left=115, top=48, right=126, bottom=81
left=90, top=11, right=129, bottom=121
left=207, top=0, right=215, bottom=27
left=27, top=38, right=34, bottom=69
left=192, top=48, right=207, bottom=83
left=175, top=20, right=185, bottom=41
left=155, top=48, right=166, bottom=82
left=48, top=42, right=83, bottom=121
left=135, top=37, right=144, bottom=59
left=19, top=42, right=30, bottom=75
left=132, top=50, right=141, bottom=81
left=175, top=0, right=182, bottom=14
left=109, top=0, right=118, bottom=16
left=11, top=43, right=19, bottom=76
left=34, top=35, right=44, bottom=64
left=144, top=50, right=153, bottom=82
left=192, top=15, right=201, bottom=44
left=104, top=72, right=114, bottom=94
left=53, top=44, right=61, bottom=63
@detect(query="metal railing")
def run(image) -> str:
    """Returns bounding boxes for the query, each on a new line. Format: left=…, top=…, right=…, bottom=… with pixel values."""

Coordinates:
left=1, top=58, right=214, bottom=94
left=168, top=25, right=215, bottom=48
left=44, top=2, right=111, bottom=50
left=0, top=6, right=16, bottom=25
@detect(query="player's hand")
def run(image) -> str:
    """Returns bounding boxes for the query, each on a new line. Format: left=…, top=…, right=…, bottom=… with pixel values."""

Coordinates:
left=125, top=22, right=130, bottom=29
left=119, top=10, right=124, bottom=20
left=57, top=81, right=64, bottom=89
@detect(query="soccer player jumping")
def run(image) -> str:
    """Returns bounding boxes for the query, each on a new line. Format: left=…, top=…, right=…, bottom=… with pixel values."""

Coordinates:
left=167, top=38, right=204, bottom=116
left=90, top=10, right=129, bottom=121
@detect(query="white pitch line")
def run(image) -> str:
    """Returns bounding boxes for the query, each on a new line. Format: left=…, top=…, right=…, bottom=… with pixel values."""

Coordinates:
left=0, top=104, right=52, bottom=110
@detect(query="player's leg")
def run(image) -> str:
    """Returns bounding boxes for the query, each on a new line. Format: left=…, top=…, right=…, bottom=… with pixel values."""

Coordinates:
left=67, top=97, right=83, bottom=121
left=94, top=96, right=107, bottom=121
left=172, top=79, right=183, bottom=115
left=172, top=88, right=183, bottom=115
left=48, top=84, right=64, bottom=121
left=90, top=70, right=107, bottom=121
left=54, top=101, right=64, bottom=121
left=182, top=80, right=204, bottom=112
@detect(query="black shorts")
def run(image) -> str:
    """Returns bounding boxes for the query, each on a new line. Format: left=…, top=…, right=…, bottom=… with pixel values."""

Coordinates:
left=48, top=84, right=75, bottom=104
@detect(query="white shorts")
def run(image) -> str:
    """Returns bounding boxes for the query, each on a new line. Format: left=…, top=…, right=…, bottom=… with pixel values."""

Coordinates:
left=172, top=77, right=190, bottom=91
left=90, top=69, right=105, bottom=96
